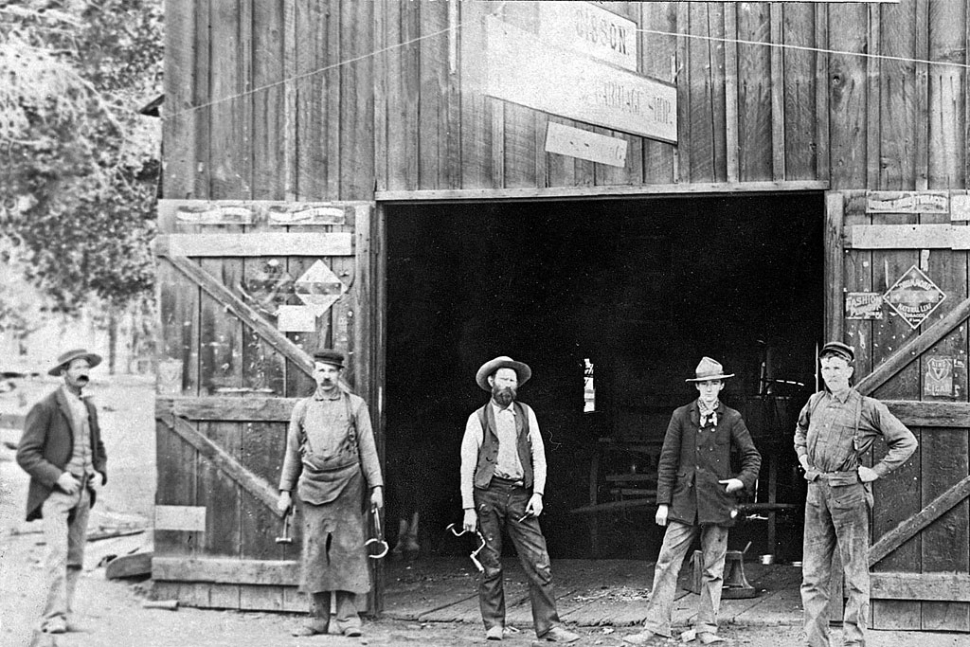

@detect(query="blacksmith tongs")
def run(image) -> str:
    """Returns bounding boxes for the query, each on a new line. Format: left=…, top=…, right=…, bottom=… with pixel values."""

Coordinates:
left=366, top=505, right=389, bottom=559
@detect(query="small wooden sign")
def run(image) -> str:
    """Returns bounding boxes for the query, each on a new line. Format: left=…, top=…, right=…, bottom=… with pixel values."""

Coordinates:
left=538, top=2, right=638, bottom=72
left=155, top=505, right=206, bottom=532
left=865, top=191, right=949, bottom=214
left=486, top=17, right=677, bottom=144
left=545, top=122, right=628, bottom=167
left=845, top=292, right=883, bottom=320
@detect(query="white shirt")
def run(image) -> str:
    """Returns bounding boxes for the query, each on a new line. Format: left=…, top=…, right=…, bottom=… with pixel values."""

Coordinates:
left=459, top=400, right=548, bottom=509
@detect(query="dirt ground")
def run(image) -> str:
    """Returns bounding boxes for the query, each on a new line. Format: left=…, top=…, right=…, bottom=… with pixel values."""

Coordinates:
left=1, top=377, right=967, bottom=647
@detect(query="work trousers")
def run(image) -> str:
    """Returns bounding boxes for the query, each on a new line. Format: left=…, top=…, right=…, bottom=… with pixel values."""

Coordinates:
left=307, top=590, right=361, bottom=632
left=643, top=521, right=729, bottom=638
left=41, top=485, right=91, bottom=629
left=801, top=479, right=871, bottom=647
left=474, top=479, right=561, bottom=638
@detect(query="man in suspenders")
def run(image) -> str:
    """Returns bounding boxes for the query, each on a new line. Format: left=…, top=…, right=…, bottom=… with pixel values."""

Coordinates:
left=795, top=342, right=917, bottom=647
left=459, top=356, right=579, bottom=643
left=277, top=349, right=384, bottom=638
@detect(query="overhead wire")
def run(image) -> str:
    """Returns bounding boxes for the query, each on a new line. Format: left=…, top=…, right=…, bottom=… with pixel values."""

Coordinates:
left=131, top=14, right=970, bottom=120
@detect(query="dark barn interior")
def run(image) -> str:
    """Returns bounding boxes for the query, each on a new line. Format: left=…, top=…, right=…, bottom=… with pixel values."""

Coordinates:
left=384, top=194, right=824, bottom=562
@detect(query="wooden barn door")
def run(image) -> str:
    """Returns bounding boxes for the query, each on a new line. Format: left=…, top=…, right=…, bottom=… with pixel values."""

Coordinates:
left=152, top=200, right=384, bottom=613
left=827, top=190, right=970, bottom=632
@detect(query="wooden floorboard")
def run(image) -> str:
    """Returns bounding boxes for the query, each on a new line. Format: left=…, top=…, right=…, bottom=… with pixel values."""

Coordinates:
left=382, top=558, right=803, bottom=628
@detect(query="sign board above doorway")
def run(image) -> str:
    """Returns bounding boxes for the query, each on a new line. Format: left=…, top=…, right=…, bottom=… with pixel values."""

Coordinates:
left=485, top=17, right=677, bottom=144
left=538, top=2, right=638, bottom=72
left=544, top=122, right=629, bottom=168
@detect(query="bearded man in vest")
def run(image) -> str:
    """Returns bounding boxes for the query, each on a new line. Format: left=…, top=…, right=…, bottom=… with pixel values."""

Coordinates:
left=459, top=356, right=579, bottom=643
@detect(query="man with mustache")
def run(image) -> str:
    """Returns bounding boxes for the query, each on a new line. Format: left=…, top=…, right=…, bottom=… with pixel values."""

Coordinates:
left=459, top=356, right=579, bottom=643
left=277, top=348, right=383, bottom=638
left=17, top=349, right=108, bottom=635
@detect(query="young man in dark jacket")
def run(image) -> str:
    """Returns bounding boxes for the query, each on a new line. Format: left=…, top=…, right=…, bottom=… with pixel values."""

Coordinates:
left=626, top=357, right=761, bottom=646
left=17, top=349, right=107, bottom=635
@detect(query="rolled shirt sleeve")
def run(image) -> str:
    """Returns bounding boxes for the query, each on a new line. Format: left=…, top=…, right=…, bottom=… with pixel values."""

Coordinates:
left=278, top=400, right=306, bottom=492
left=459, top=412, right=483, bottom=509
left=525, top=406, right=547, bottom=497
left=353, top=398, right=384, bottom=489
left=869, top=399, right=918, bottom=478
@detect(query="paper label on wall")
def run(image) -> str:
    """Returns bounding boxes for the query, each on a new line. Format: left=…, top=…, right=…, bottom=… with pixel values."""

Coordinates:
left=865, top=191, right=949, bottom=214
left=157, top=359, right=184, bottom=395
left=883, top=265, right=947, bottom=329
left=277, top=305, right=318, bottom=332
left=923, top=357, right=958, bottom=398
left=845, top=292, right=883, bottom=320
left=545, top=122, right=628, bottom=167
left=951, top=194, right=970, bottom=222
left=294, top=260, right=348, bottom=316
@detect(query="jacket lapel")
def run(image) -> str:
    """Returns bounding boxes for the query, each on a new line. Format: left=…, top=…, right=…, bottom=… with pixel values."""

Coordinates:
left=690, top=400, right=701, bottom=428
left=55, top=387, right=80, bottom=439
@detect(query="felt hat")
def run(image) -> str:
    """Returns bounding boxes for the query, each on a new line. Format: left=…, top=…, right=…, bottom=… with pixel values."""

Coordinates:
left=685, top=357, right=735, bottom=382
left=49, top=349, right=102, bottom=377
left=475, top=356, right=532, bottom=391
left=312, top=348, right=345, bottom=368
left=820, top=341, right=855, bottom=363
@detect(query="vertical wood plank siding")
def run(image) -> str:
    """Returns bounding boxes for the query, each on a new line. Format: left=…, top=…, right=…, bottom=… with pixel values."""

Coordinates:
left=162, top=1, right=970, bottom=200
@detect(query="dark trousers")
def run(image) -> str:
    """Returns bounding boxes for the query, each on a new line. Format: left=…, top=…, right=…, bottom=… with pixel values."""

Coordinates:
left=474, top=478, right=561, bottom=638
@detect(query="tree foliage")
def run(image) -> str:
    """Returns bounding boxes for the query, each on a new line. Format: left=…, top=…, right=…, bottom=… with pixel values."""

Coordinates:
left=0, top=0, right=162, bottom=312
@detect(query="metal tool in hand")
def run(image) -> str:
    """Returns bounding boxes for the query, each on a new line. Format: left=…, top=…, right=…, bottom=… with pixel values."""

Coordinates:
left=275, top=509, right=293, bottom=545
left=366, top=505, right=389, bottom=559
left=446, top=523, right=487, bottom=573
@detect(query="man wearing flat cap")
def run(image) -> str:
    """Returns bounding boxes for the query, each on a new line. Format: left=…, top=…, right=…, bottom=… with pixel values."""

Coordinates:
left=277, top=349, right=383, bottom=638
left=459, top=356, right=579, bottom=643
left=795, top=342, right=917, bottom=647
left=626, top=358, right=761, bottom=646
left=17, top=349, right=107, bottom=635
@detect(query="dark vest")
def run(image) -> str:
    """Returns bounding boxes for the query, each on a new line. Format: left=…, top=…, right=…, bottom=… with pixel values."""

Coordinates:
left=473, top=401, right=534, bottom=490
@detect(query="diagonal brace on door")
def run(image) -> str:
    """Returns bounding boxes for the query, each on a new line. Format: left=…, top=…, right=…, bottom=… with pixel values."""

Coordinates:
left=157, top=252, right=352, bottom=392
left=856, top=295, right=970, bottom=396
left=870, top=473, right=970, bottom=567
left=157, top=412, right=284, bottom=518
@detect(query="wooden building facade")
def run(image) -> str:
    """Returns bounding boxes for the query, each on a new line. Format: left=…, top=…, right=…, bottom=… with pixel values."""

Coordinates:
left=157, top=0, right=970, bottom=632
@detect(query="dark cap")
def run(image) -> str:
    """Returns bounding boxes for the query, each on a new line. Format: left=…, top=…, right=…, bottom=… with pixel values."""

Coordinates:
left=820, top=341, right=855, bottom=363
left=312, top=349, right=345, bottom=368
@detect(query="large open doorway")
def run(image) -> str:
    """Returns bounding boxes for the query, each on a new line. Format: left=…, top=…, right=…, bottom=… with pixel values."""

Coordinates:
left=383, top=194, right=824, bottom=562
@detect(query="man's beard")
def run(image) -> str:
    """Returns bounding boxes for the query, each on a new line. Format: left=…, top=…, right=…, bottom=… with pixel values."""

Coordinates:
left=492, top=385, right=516, bottom=407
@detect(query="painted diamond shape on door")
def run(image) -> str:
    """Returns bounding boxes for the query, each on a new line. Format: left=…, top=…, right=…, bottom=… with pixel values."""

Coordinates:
left=294, top=260, right=347, bottom=316
left=883, top=264, right=947, bottom=330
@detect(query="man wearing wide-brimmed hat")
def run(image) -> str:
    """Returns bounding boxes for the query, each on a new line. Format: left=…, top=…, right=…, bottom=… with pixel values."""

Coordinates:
left=277, top=348, right=383, bottom=638
left=17, top=349, right=107, bottom=635
left=795, top=342, right=917, bottom=647
left=459, top=356, right=579, bottom=643
left=625, top=358, right=761, bottom=646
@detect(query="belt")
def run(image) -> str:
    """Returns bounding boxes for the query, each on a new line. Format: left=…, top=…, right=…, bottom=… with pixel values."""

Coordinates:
left=811, top=470, right=860, bottom=486
left=490, top=475, right=526, bottom=488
